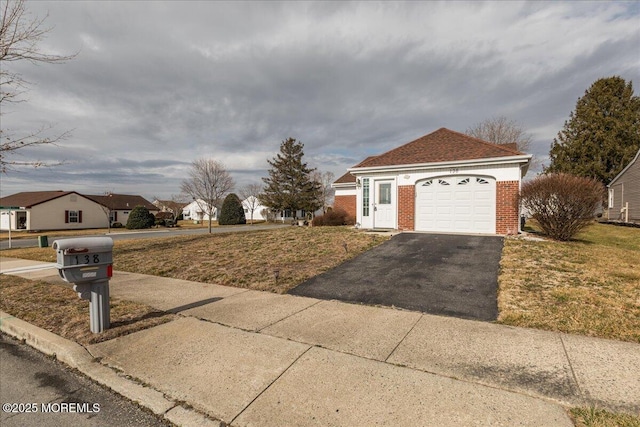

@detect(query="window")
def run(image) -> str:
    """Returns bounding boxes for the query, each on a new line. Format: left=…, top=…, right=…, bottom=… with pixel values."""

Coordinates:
left=457, top=178, right=470, bottom=185
left=608, top=189, right=614, bottom=207
left=379, top=183, right=392, bottom=204
left=422, top=180, right=433, bottom=186
left=438, top=179, right=450, bottom=186
left=476, top=178, right=489, bottom=184
left=65, top=210, right=83, bottom=223
left=363, top=178, right=370, bottom=216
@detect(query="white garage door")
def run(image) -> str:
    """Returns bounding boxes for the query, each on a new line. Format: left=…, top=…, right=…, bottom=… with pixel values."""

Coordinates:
left=415, top=176, right=496, bottom=233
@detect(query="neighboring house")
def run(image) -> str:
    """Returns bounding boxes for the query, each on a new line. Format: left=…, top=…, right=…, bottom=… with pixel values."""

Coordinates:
left=240, top=196, right=322, bottom=223
left=86, top=194, right=159, bottom=226
left=333, top=128, right=532, bottom=235
left=608, top=148, right=640, bottom=223
left=153, top=199, right=188, bottom=215
left=241, top=196, right=267, bottom=222
left=182, top=199, right=217, bottom=221
left=0, top=191, right=107, bottom=231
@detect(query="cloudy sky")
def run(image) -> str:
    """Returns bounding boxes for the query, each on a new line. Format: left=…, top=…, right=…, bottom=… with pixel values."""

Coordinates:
left=2, top=1, right=639, bottom=200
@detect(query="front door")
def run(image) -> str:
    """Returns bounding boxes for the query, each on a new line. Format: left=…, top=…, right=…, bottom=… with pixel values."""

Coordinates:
left=374, top=180, right=395, bottom=229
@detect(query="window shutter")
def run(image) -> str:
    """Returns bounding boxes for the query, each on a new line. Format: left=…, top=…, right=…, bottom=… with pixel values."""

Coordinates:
left=79, top=210, right=83, bottom=223
left=114, top=211, right=118, bottom=221
left=65, top=210, right=69, bottom=223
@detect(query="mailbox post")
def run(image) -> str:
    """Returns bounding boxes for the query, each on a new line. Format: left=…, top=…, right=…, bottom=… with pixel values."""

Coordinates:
left=52, top=237, right=114, bottom=333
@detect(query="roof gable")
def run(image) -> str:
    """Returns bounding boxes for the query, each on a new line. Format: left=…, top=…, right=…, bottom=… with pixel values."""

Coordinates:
left=0, top=191, right=82, bottom=208
left=353, top=128, right=525, bottom=169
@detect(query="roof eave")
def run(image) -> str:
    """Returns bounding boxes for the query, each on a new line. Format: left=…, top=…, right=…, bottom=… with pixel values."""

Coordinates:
left=348, top=155, right=532, bottom=174
left=331, top=182, right=357, bottom=189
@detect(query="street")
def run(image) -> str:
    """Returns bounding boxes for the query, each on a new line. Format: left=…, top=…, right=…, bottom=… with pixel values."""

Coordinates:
left=0, top=334, right=172, bottom=427
left=1, top=223, right=289, bottom=249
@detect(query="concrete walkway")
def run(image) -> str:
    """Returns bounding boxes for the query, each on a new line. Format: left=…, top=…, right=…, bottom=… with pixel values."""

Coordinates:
left=1, top=256, right=639, bottom=426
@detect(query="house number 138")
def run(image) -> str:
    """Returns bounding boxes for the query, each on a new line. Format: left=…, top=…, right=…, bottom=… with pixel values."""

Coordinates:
left=449, top=168, right=459, bottom=174
left=75, top=254, right=100, bottom=264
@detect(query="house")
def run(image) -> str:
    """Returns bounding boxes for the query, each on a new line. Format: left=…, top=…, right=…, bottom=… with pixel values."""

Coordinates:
left=333, top=128, right=532, bottom=235
left=608, top=148, right=640, bottom=223
left=86, top=193, right=159, bottom=225
left=0, top=191, right=159, bottom=231
left=153, top=199, right=188, bottom=215
left=182, top=199, right=217, bottom=221
left=0, top=191, right=108, bottom=231
left=239, top=196, right=322, bottom=223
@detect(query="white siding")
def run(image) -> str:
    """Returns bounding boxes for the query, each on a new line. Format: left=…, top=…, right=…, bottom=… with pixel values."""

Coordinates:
left=29, top=194, right=107, bottom=230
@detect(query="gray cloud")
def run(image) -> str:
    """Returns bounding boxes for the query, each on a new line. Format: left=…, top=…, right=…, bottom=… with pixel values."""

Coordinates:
left=2, top=1, right=638, bottom=198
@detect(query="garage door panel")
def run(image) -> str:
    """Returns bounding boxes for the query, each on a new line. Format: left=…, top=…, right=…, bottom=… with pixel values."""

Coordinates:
left=436, top=206, right=452, bottom=215
left=416, top=176, right=496, bottom=234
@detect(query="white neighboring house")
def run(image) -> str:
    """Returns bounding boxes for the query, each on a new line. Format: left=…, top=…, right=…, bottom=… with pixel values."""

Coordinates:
left=0, top=191, right=107, bottom=231
left=182, top=199, right=217, bottom=221
left=0, top=191, right=160, bottom=231
left=240, top=196, right=324, bottom=223
left=241, top=196, right=267, bottom=222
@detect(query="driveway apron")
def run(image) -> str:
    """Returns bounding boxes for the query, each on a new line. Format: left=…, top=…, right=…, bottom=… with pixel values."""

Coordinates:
left=289, top=233, right=503, bottom=321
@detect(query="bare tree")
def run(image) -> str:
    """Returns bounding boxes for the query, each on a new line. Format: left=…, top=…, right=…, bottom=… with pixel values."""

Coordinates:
left=180, top=158, right=234, bottom=233
left=1, top=0, right=76, bottom=173
left=466, top=116, right=532, bottom=152
left=99, top=192, right=114, bottom=233
left=311, top=170, right=335, bottom=214
left=239, top=183, right=263, bottom=225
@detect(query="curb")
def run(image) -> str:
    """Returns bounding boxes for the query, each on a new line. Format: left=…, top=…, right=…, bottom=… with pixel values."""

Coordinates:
left=0, top=311, right=223, bottom=427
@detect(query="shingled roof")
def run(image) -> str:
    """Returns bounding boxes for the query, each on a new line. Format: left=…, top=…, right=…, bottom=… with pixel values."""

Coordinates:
left=352, top=128, right=525, bottom=169
left=334, top=172, right=356, bottom=184
left=86, top=194, right=158, bottom=211
left=0, top=191, right=79, bottom=208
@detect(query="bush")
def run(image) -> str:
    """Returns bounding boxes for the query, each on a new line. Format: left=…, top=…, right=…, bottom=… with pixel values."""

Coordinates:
left=312, top=208, right=354, bottom=226
left=126, top=206, right=156, bottom=229
left=218, top=193, right=246, bottom=225
left=520, top=173, right=604, bottom=241
left=111, top=222, right=123, bottom=228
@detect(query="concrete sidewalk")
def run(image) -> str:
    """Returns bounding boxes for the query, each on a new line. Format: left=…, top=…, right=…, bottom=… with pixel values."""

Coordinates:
left=1, top=256, right=639, bottom=426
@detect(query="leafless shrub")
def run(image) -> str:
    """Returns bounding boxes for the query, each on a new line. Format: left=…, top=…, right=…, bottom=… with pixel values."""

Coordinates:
left=312, top=208, right=354, bottom=226
left=520, top=173, right=604, bottom=241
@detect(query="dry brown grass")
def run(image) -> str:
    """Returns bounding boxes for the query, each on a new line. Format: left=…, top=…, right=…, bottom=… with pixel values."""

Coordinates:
left=499, top=222, right=640, bottom=343
left=3, top=227, right=388, bottom=294
left=1, top=227, right=386, bottom=342
left=570, top=407, right=640, bottom=427
left=0, top=276, right=176, bottom=345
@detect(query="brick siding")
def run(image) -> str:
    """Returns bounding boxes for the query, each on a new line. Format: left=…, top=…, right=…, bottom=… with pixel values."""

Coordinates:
left=397, top=185, right=415, bottom=231
left=334, top=195, right=356, bottom=221
left=496, top=181, right=520, bottom=235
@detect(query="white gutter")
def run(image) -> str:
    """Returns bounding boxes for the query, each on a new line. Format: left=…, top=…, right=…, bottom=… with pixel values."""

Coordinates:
left=348, top=155, right=532, bottom=174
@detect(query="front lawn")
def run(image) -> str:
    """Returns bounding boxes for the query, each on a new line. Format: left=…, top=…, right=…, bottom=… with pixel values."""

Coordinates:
left=499, top=222, right=640, bottom=343
left=2, top=227, right=388, bottom=294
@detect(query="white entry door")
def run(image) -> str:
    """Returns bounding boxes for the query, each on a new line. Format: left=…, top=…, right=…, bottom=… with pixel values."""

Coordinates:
left=374, top=180, right=395, bottom=229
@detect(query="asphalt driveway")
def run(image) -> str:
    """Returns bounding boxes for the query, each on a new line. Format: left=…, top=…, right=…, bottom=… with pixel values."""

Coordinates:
left=289, top=233, right=504, bottom=321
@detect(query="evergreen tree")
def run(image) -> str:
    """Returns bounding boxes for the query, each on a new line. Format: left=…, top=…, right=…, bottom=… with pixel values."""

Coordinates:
left=546, top=76, right=640, bottom=185
left=218, top=193, right=246, bottom=225
left=261, top=138, right=321, bottom=216
left=126, top=206, right=155, bottom=229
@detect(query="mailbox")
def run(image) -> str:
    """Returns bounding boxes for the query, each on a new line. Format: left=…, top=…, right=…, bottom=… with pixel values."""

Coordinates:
left=53, top=237, right=113, bottom=283
left=52, top=237, right=114, bottom=333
